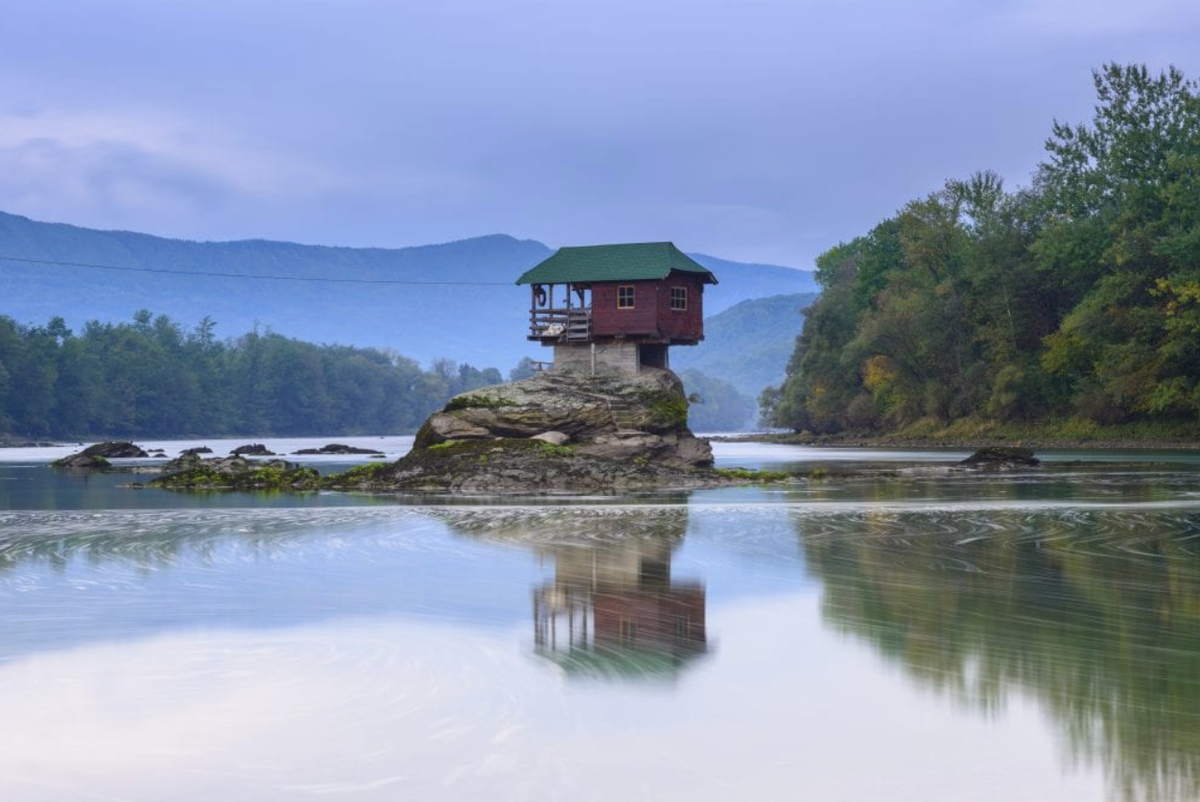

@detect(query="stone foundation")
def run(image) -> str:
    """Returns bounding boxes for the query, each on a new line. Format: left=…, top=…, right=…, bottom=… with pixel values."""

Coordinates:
left=551, top=341, right=669, bottom=376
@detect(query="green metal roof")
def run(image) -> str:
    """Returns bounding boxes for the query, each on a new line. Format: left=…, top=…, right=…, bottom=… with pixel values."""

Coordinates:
left=515, top=242, right=717, bottom=285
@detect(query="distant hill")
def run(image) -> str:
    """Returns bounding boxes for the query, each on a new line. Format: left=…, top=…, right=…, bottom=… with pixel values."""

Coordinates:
left=0, top=211, right=816, bottom=371
left=673, top=292, right=818, bottom=421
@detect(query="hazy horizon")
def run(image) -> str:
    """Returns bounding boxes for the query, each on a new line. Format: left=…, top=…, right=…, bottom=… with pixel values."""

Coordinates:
left=0, top=208, right=811, bottom=270
left=3, top=1, right=1200, bottom=267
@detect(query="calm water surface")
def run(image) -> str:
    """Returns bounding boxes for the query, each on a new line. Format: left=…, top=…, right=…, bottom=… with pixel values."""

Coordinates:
left=2, top=437, right=1200, bottom=801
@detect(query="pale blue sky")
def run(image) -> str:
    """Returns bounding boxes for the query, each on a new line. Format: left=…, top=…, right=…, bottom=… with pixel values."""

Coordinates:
left=2, top=0, right=1199, bottom=265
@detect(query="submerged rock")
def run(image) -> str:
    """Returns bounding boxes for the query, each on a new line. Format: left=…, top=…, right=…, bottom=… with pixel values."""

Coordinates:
left=230, top=443, right=276, bottom=456
left=292, top=443, right=385, bottom=455
left=960, top=446, right=1040, bottom=468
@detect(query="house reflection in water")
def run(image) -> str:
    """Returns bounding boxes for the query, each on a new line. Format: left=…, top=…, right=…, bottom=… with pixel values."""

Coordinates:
left=532, top=525, right=707, bottom=680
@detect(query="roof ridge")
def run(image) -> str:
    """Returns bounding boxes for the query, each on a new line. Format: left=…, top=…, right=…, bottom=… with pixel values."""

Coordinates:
left=515, top=241, right=717, bottom=286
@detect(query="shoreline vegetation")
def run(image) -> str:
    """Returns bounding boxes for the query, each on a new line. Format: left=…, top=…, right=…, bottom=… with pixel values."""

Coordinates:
left=0, top=310, right=506, bottom=440
left=717, top=418, right=1200, bottom=450
left=760, top=64, right=1200, bottom=446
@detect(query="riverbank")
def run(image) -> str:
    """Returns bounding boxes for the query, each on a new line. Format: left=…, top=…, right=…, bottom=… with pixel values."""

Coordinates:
left=717, top=418, right=1200, bottom=450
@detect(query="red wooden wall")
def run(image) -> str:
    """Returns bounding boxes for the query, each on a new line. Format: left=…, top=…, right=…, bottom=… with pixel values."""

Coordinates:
left=590, top=272, right=705, bottom=342
left=592, top=585, right=706, bottom=650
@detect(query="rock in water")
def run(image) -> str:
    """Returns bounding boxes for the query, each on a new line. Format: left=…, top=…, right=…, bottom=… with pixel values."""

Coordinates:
left=960, top=447, right=1040, bottom=468
left=52, top=453, right=111, bottom=470
left=146, top=453, right=320, bottom=490
left=180, top=446, right=213, bottom=455
left=52, top=440, right=148, bottom=468
left=373, top=368, right=719, bottom=492
left=292, top=443, right=385, bottom=455
left=230, top=443, right=276, bottom=456
left=80, top=441, right=149, bottom=458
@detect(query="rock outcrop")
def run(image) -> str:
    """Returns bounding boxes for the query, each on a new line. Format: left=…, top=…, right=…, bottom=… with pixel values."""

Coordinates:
left=53, top=453, right=112, bottom=470
left=145, top=453, right=319, bottom=490
left=82, top=441, right=149, bottom=458
left=52, top=440, right=148, bottom=468
left=960, top=446, right=1040, bottom=468
left=366, top=368, right=725, bottom=492
left=230, top=443, right=276, bottom=456
left=292, top=443, right=385, bottom=456
left=113, top=369, right=788, bottom=494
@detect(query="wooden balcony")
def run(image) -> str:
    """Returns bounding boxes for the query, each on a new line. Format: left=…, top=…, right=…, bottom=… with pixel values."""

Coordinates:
left=529, top=307, right=592, bottom=343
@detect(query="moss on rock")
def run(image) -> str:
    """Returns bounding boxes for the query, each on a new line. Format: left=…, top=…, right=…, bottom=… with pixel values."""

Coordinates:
left=148, top=464, right=321, bottom=491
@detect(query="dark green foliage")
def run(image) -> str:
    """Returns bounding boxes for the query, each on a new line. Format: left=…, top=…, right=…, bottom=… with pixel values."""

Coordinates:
left=765, top=64, right=1200, bottom=436
left=0, top=312, right=502, bottom=438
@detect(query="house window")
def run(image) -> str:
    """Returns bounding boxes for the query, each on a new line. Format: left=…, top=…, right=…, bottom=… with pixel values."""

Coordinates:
left=617, top=285, right=635, bottom=309
left=620, top=618, right=638, bottom=644
left=670, top=286, right=687, bottom=311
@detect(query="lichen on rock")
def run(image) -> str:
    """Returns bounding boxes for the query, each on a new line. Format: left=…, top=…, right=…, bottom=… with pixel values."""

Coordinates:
left=388, top=367, right=730, bottom=492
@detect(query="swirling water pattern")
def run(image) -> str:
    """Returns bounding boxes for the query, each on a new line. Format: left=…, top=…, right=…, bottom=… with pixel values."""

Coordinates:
left=1, top=442, right=1200, bottom=801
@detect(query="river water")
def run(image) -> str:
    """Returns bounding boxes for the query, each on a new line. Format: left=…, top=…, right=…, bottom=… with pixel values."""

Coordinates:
left=2, top=437, right=1199, bottom=801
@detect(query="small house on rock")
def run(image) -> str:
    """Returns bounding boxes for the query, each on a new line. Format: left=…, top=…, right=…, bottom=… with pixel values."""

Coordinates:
left=516, top=242, right=717, bottom=374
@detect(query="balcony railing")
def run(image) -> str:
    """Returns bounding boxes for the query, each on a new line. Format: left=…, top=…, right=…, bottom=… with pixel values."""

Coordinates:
left=529, top=307, right=592, bottom=342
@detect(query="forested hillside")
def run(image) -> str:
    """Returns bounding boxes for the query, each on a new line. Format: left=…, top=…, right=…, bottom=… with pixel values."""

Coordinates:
left=764, top=64, right=1200, bottom=439
left=0, top=312, right=501, bottom=438
left=673, top=292, right=817, bottom=401
left=0, top=214, right=815, bottom=370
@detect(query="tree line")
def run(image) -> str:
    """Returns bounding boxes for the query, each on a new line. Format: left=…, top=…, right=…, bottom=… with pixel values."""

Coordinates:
left=0, top=310, right=504, bottom=437
left=764, top=64, right=1200, bottom=435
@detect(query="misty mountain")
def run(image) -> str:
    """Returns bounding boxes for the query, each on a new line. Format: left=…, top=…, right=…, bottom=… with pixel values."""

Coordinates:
left=0, top=211, right=816, bottom=372
left=673, top=292, right=817, bottom=407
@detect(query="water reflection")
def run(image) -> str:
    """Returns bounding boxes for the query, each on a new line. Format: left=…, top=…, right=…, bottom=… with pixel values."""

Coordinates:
left=531, top=526, right=706, bottom=680
left=7, top=464, right=1200, bottom=799
left=438, top=505, right=708, bottom=680
left=796, top=507, right=1200, bottom=802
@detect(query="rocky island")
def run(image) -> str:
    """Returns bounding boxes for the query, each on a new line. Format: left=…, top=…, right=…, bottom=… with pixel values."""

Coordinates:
left=145, top=368, right=777, bottom=493
left=344, top=368, right=737, bottom=492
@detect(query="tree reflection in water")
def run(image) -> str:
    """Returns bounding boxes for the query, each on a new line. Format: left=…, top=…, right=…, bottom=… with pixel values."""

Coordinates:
left=796, top=507, right=1200, bottom=802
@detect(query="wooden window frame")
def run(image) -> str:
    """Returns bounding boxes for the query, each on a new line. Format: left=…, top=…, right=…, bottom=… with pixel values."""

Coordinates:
left=670, top=286, right=688, bottom=311
left=617, top=285, right=635, bottom=309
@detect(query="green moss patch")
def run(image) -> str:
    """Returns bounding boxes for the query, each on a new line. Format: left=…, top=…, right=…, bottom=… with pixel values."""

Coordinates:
left=149, top=465, right=321, bottom=491
left=713, top=467, right=793, bottom=483
left=322, top=461, right=393, bottom=488
left=443, top=394, right=514, bottom=412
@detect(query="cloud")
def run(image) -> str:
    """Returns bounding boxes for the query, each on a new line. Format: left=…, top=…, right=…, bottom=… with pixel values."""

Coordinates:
left=0, top=109, right=353, bottom=233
